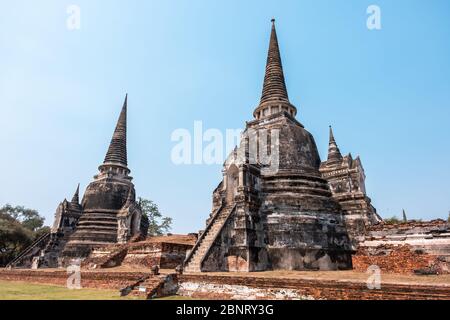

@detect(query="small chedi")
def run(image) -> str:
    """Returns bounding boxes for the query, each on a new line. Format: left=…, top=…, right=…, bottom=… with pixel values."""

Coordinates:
left=320, top=126, right=382, bottom=246
left=183, top=20, right=379, bottom=272
left=8, top=95, right=144, bottom=268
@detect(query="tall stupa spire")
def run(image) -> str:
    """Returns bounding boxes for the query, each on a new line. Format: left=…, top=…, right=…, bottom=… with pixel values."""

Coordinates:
left=253, top=19, right=297, bottom=120
left=327, top=126, right=343, bottom=164
left=260, top=19, right=289, bottom=105
left=103, top=94, right=128, bottom=167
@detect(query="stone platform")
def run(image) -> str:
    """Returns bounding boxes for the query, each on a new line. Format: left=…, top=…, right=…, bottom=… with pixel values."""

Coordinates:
left=1, top=268, right=449, bottom=300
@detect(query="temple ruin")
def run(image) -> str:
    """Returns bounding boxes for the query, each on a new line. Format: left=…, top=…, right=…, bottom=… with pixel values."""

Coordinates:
left=2, top=18, right=450, bottom=302
left=320, top=126, right=382, bottom=247
left=7, top=21, right=384, bottom=273
left=7, top=95, right=144, bottom=268
left=183, top=20, right=380, bottom=272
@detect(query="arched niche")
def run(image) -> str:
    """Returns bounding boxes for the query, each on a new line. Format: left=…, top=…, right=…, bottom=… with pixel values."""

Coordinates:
left=130, top=210, right=141, bottom=236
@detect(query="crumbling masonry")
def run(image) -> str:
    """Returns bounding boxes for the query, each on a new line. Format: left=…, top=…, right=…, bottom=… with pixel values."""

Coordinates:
left=8, top=95, right=144, bottom=268
left=184, top=20, right=380, bottom=272
left=8, top=21, right=382, bottom=272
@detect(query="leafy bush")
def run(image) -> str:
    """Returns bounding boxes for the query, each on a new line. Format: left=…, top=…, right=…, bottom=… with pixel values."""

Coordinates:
left=138, top=198, right=172, bottom=236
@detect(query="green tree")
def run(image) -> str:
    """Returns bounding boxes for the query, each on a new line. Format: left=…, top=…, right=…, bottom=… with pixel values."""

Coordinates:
left=138, top=198, right=172, bottom=236
left=35, top=226, right=51, bottom=238
left=0, top=204, right=45, bottom=232
left=0, top=213, right=34, bottom=266
left=0, top=204, right=48, bottom=266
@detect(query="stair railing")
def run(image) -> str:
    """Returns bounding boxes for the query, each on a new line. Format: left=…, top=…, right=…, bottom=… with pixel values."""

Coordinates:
left=5, top=232, right=51, bottom=268
left=199, top=204, right=236, bottom=268
left=183, top=201, right=225, bottom=268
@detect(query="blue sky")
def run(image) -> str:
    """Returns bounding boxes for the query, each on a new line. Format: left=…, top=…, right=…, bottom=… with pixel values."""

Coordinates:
left=0, top=0, right=449, bottom=233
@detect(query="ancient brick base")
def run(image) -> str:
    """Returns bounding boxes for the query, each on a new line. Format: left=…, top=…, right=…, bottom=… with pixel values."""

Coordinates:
left=1, top=270, right=449, bottom=300
left=177, top=274, right=450, bottom=300
left=352, top=244, right=449, bottom=275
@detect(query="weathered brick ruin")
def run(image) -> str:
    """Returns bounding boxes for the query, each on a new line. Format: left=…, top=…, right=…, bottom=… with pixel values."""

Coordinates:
left=2, top=20, right=450, bottom=301
left=4, top=22, right=449, bottom=302
left=354, top=220, right=450, bottom=275
left=6, top=187, right=83, bottom=269
left=61, top=96, right=143, bottom=262
left=1, top=269, right=449, bottom=300
left=7, top=95, right=144, bottom=268
left=120, top=235, right=195, bottom=269
left=319, top=126, right=382, bottom=247
left=83, top=234, right=196, bottom=269
left=35, top=185, right=84, bottom=268
left=183, top=20, right=380, bottom=273
left=5, top=21, right=385, bottom=274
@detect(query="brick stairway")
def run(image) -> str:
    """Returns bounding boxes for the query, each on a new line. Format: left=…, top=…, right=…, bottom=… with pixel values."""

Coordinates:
left=128, top=275, right=167, bottom=299
left=184, top=204, right=236, bottom=273
left=61, top=211, right=121, bottom=258
left=82, top=234, right=144, bottom=268
left=70, top=212, right=119, bottom=243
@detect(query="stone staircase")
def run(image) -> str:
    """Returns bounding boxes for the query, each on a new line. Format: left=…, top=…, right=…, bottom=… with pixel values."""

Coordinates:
left=82, top=234, right=143, bottom=269
left=128, top=276, right=167, bottom=299
left=61, top=211, right=120, bottom=258
left=119, top=274, right=177, bottom=299
left=184, top=204, right=236, bottom=273
left=72, top=212, right=119, bottom=242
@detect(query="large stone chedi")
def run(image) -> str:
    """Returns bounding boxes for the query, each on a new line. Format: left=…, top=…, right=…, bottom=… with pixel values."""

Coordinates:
left=184, top=20, right=353, bottom=272
left=61, top=95, right=142, bottom=261
left=9, top=96, right=143, bottom=268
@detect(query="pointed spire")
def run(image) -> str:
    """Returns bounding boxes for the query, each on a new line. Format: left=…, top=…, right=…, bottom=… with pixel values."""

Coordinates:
left=260, top=19, right=289, bottom=105
left=71, top=184, right=80, bottom=205
left=327, top=126, right=343, bottom=164
left=254, top=20, right=297, bottom=120
left=329, top=125, right=336, bottom=143
left=104, top=94, right=128, bottom=167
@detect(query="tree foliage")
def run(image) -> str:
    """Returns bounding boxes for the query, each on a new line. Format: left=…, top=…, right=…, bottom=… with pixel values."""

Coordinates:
left=138, top=198, right=172, bottom=236
left=0, top=204, right=48, bottom=266
left=0, top=204, right=44, bottom=232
